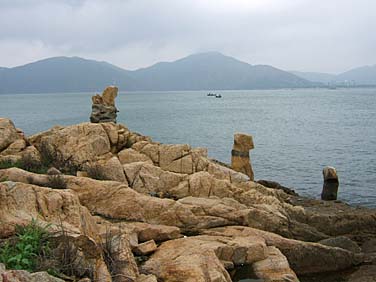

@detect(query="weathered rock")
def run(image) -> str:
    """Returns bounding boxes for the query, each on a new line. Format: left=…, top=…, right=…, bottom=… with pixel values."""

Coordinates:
left=136, top=274, right=158, bottom=282
left=133, top=142, right=160, bottom=164
left=142, top=235, right=268, bottom=282
left=319, top=236, right=361, bottom=253
left=203, top=226, right=358, bottom=275
left=207, top=161, right=249, bottom=183
left=0, top=181, right=111, bottom=281
left=90, top=86, right=118, bottom=123
left=94, top=217, right=182, bottom=243
left=321, top=166, right=339, bottom=200
left=159, top=144, right=193, bottom=174
left=362, top=238, right=376, bottom=253
left=102, top=86, right=118, bottom=106
left=0, top=181, right=97, bottom=238
left=133, top=240, right=157, bottom=255
left=123, top=162, right=186, bottom=194
left=104, top=233, right=139, bottom=282
left=100, top=122, right=130, bottom=152
left=0, top=118, right=20, bottom=152
left=347, top=265, right=376, bottom=282
left=47, top=167, right=62, bottom=175
left=231, top=133, right=255, bottom=180
left=289, top=196, right=376, bottom=239
left=29, top=123, right=111, bottom=170
left=0, top=139, right=27, bottom=156
left=86, top=155, right=127, bottom=182
left=252, top=246, right=299, bottom=282
left=118, top=148, right=153, bottom=165
left=0, top=264, right=64, bottom=282
left=257, top=179, right=298, bottom=196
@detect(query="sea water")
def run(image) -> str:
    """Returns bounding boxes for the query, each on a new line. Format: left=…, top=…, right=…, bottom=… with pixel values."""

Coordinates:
left=1, top=88, right=375, bottom=207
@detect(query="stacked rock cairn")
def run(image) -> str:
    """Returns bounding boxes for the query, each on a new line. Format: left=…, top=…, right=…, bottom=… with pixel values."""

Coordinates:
left=90, top=86, right=119, bottom=123
left=231, top=133, right=255, bottom=181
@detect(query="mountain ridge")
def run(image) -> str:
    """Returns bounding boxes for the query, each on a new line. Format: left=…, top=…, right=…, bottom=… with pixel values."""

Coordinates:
left=290, top=65, right=376, bottom=85
left=6, top=52, right=375, bottom=93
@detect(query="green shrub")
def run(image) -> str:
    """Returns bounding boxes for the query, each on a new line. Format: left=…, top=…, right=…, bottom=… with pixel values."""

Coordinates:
left=0, top=155, right=48, bottom=174
left=0, top=159, right=15, bottom=169
left=0, top=219, right=51, bottom=272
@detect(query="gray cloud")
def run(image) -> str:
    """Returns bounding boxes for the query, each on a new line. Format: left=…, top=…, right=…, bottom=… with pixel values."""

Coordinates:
left=0, top=0, right=375, bottom=72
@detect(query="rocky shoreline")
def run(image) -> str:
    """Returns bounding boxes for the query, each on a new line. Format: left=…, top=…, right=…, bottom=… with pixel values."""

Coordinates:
left=0, top=89, right=375, bottom=282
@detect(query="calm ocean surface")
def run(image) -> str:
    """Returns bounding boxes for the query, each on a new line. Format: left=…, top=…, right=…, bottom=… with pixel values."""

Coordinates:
left=1, top=89, right=375, bottom=207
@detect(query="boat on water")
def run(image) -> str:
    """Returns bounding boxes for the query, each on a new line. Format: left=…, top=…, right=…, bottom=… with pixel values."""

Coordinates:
left=207, top=92, right=222, bottom=98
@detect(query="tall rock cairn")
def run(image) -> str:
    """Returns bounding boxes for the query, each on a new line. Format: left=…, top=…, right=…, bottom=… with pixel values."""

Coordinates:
left=231, top=133, right=255, bottom=181
left=90, top=86, right=119, bottom=123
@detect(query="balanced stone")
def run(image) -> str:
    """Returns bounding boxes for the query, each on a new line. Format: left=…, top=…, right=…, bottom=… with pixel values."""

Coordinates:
left=321, top=166, right=339, bottom=200
left=231, top=133, right=255, bottom=180
left=90, top=86, right=118, bottom=123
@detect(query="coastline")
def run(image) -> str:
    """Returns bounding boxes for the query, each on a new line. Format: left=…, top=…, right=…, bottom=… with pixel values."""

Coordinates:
left=1, top=115, right=376, bottom=282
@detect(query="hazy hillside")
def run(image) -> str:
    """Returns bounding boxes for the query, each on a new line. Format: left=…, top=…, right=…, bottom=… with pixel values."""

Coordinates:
left=0, top=52, right=317, bottom=94
left=335, top=65, right=376, bottom=85
left=291, top=66, right=376, bottom=85
left=0, top=57, right=138, bottom=94
left=290, top=71, right=336, bottom=84
left=131, top=52, right=315, bottom=90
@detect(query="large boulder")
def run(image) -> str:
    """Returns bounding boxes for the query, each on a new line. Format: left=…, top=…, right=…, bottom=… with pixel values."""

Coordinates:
left=118, top=148, right=153, bottom=165
left=0, top=181, right=112, bottom=281
left=85, top=155, right=127, bottom=182
left=0, top=264, right=64, bottom=282
left=29, top=123, right=111, bottom=170
left=142, top=235, right=268, bottom=282
left=123, top=162, right=186, bottom=194
left=252, top=246, right=299, bottom=282
left=203, top=226, right=358, bottom=275
left=0, top=118, right=19, bottom=152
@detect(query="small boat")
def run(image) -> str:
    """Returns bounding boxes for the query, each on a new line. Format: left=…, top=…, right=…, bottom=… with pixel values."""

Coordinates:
left=207, top=93, right=216, bottom=96
left=215, top=94, right=222, bottom=98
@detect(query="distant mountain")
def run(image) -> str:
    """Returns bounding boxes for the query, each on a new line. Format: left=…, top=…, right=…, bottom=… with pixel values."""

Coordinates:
left=0, top=52, right=317, bottom=94
left=335, top=65, right=376, bottom=85
left=289, top=71, right=336, bottom=84
left=0, top=57, right=138, bottom=94
left=130, top=52, right=315, bottom=90
left=291, top=65, right=376, bottom=85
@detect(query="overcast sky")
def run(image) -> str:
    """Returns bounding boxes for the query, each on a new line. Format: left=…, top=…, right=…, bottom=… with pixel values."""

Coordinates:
left=0, top=0, right=375, bottom=73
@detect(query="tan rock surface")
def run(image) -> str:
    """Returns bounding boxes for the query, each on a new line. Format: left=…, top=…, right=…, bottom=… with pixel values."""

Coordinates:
left=0, top=264, right=64, bottom=282
left=142, top=235, right=268, bottom=282
left=118, top=148, right=153, bottom=164
left=252, top=246, right=299, bottom=282
left=133, top=240, right=158, bottom=255
left=0, top=139, right=27, bottom=156
left=102, top=86, right=118, bottom=106
left=87, top=155, right=127, bottom=182
left=123, top=162, right=186, bottom=194
left=0, top=118, right=20, bottom=152
left=0, top=181, right=112, bottom=281
left=105, top=233, right=139, bottom=282
left=29, top=122, right=111, bottom=169
left=203, top=226, right=357, bottom=275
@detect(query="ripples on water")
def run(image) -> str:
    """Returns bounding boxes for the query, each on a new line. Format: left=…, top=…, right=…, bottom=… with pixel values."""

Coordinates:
left=1, top=88, right=375, bottom=207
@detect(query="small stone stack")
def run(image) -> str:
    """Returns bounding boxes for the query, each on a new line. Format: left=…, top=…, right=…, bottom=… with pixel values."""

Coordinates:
left=231, top=133, right=254, bottom=181
left=321, top=166, right=339, bottom=200
left=90, top=86, right=119, bottom=123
